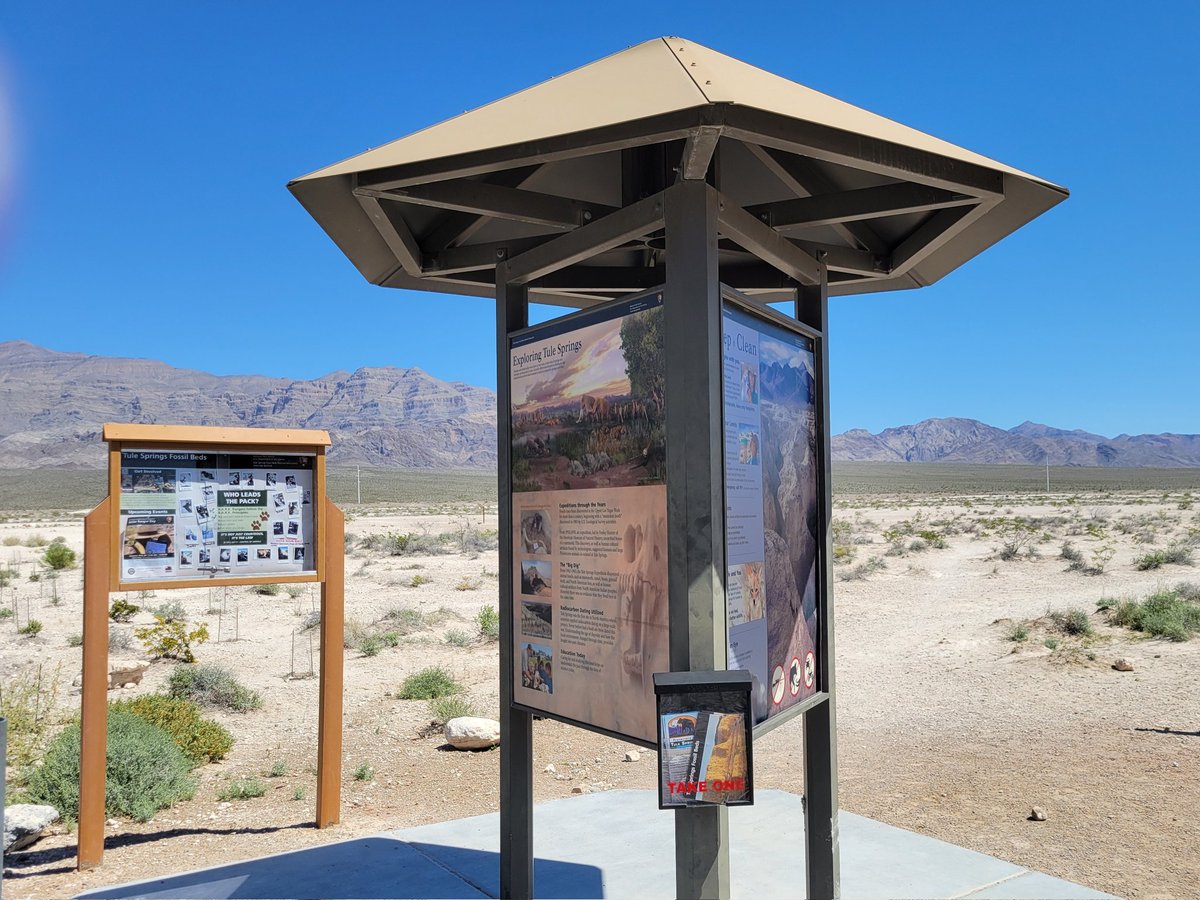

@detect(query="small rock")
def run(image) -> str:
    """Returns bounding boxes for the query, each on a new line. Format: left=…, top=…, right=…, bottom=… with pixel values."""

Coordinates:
left=570, top=785, right=592, bottom=794
left=594, top=757, right=602, bottom=764
left=1113, top=657, right=1135, bottom=672
left=4, top=804, right=60, bottom=852
left=1030, top=807, right=1047, bottom=822
left=218, top=802, right=231, bottom=810
left=623, top=750, right=640, bottom=762
left=444, top=716, right=501, bottom=750
left=106, top=818, right=119, bottom=827
left=544, top=764, right=557, bottom=774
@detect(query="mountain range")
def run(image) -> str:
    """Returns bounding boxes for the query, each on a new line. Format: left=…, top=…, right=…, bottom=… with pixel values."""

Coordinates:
left=0, top=340, right=1196, bottom=469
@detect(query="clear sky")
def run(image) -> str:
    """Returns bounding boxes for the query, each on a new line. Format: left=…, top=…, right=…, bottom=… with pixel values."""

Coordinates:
left=1, top=2, right=1196, bottom=437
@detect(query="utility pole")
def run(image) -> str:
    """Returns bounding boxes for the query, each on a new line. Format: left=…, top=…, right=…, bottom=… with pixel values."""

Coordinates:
left=1046, top=461, right=1050, bottom=492
left=356, top=466, right=361, bottom=505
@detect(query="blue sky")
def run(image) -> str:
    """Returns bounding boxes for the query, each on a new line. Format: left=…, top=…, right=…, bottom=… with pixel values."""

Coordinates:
left=1, top=2, right=1196, bottom=436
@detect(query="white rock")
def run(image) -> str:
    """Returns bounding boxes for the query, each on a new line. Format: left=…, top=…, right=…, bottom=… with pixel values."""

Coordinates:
left=1030, top=806, right=1047, bottom=822
left=623, top=750, right=640, bottom=762
left=108, top=659, right=149, bottom=689
left=544, top=764, right=557, bottom=774
left=1113, top=657, right=1135, bottom=672
left=4, top=804, right=60, bottom=851
left=444, top=716, right=501, bottom=750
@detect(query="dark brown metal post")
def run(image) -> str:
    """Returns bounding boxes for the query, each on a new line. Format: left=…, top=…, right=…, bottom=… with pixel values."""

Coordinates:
left=78, top=497, right=111, bottom=870
left=497, top=260, right=534, bottom=900
left=798, top=267, right=840, bottom=899
left=664, top=179, right=730, bottom=900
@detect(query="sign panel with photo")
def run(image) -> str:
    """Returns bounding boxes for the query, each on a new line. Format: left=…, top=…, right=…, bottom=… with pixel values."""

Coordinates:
left=509, top=290, right=668, bottom=744
left=721, top=300, right=821, bottom=721
left=117, top=450, right=317, bottom=584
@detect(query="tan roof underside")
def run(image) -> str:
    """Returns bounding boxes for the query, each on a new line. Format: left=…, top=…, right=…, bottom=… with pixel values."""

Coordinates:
left=295, top=37, right=1058, bottom=191
left=104, top=423, right=332, bottom=447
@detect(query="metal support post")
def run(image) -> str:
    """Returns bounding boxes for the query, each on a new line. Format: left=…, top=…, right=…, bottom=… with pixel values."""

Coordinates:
left=798, top=270, right=841, bottom=899
left=497, top=261, right=534, bottom=900
left=664, top=179, right=730, bottom=900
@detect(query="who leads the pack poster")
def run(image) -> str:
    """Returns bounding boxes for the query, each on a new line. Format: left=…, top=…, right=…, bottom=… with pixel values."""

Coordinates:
left=509, top=290, right=667, bottom=744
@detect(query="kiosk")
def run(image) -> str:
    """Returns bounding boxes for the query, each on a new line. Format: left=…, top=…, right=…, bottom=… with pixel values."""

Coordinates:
left=290, top=37, right=1066, bottom=899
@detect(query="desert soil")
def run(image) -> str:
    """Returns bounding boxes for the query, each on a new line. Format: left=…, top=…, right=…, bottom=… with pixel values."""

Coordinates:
left=3, top=490, right=1198, bottom=900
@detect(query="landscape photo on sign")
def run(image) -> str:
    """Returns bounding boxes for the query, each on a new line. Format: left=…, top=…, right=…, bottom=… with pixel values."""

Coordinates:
left=509, top=293, right=669, bottom=744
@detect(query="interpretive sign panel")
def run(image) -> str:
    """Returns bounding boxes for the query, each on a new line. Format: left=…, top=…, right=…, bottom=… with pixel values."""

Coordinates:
left=509, top=290, right=668, bottom=744
left=118, top=450, right=317, bottom=584
left=654, top=671, right=754, bottom=809
left=721, top=298, right=821, bottom=721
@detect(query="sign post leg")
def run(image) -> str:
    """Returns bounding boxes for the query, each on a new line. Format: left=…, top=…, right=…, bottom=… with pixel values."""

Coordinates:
left=78, top=497, right=111, bottom=870
left=497, top=262, right=534, bottom=900
left=663, top=179, right=731, bottom=899
left=316, top=499, right=345, bottom=828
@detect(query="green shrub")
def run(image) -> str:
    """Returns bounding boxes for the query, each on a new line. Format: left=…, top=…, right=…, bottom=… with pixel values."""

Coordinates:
left=1006, top=622, right=1029, bottom=642
left=136, top=616, right=210, bottom=662
left=43, top=542, right=76, bottom=570
left=67, top=633, right=83, bottom=647
left=0, top=569, right=15, bottom=588
left=110, top=695, right=233, bottom=764
left=0, top=606, right=12, bottom=619
left=477, top=605, right=500, bottom=641
left=353, top=763, right=373, bottom=781
left=1049, top=608, right=1093, bottom=636
left=18, top=619, right=43, bottom=637
left=253, top=583, right=282, bottom=596
left=398, top=667, right=461, bottom=700
left=385, top=607, right=426, bottom=633
left=23, top=533, right=49, bottom=548
left=24, top=709, right=196, bottom=822
left=1105, top=587, right=1200, bottom=641
left=168, top=664, right=262, bottom=712
left=0, top=664, right=62, bottom=767
left=2, top=535, right=20, bottom=546
left=150, top=600, right=187, bottom=623
left=217, top=777, right=266, bottom=801
left=359, top=634, right=384, bottom=657
left=1043, top=638, right=1059, bottom=650
left=268, top=760, right=287, bottom=778
left=429, top=695, right=477, bottom=724
left=291, top=786, right=305, bottom=801
left=109, top=597, right=141, bottom=623
left=444, top=628, right=473, bottom=647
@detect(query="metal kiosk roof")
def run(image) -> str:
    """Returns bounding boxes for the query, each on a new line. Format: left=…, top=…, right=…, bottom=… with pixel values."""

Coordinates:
left=290, top=36, right=1066, bottom=306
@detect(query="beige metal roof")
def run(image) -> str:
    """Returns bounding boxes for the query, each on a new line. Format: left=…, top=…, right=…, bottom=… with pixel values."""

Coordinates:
left=290, top=37, right=1066, bottom=305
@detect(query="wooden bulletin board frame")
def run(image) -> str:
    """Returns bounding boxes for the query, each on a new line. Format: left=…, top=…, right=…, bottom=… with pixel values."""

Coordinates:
left=78, top=424, right=344, bottom=871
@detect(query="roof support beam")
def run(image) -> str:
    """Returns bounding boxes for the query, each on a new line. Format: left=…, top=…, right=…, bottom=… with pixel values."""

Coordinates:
left=716, top=189, right=822, bottom=286
left=422, top=165, right=542, bottom=251
left=355, top=181, right=615, bottom=230
left=747, top=183, right=978, bottom=234
left=889, top=199, right=997, bottom=280
left=354, top=192, right=423, bottom=276
left=505, top=191, right=667, bottom=285
left=744, top=142, right=890, bottom=255
left=727, top=107, right=1007, bottom=199
left=679, top=126, right=723, bottom=181
left=424, top=236, right=557, bottom=276
left=788, top=240, right=889, bottom=278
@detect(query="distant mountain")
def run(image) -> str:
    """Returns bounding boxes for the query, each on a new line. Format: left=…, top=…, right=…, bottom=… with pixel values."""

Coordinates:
left=0, top=341, right=496, bottom=469
left=832, top=417, right=1200, bottom=468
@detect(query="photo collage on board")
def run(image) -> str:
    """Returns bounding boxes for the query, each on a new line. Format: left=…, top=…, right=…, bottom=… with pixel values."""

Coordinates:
left=518, top=508, right=555, bottom=696
left=118, top=451, right=316, bottom=584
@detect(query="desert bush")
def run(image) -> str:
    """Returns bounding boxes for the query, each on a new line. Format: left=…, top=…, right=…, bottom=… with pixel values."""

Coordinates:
left=1106, top=587, right=1200, bottom=642
left=398, top=666, right=461, bottom=700
left=109, top=628, right=134, bottom=652
left=285, top=584, right=305, bottom=599
left=2, top=535, right=20, bottom=546
left=22, top=533, right=49, bottom=548
left=150, top=600, right=187, bottom=623
left=477, top=605, right=500, bottom=641
left=429, top=695, right=477, bottom=724
left=0, top=568, right=15, bottom=587
left=19, top=619, right=43, bottom=637
left=109, top=597, right=140, bottom=622
left=1006, top=622, right=1029, bottom=642
left=110, top=695, right=233, bottom=764
left=253, top=583, right=282, bottom=596
left=217, top=777, right=266, bottom=801
left=455, top=577, right=480, bottom=591
left=406, top=574, right=432, bottom=588
left=832, top=545, right=855, bottom=565
left=67, top=633, right=83, bottom=647
left=998, top=531, right=1038, bottom=561
left=25, top=709, right=196, bottom=822
left=0, top=606, right=11, bottom=619
left=291, top=786, right=306, bottom=801
left=917, top=530, right=947, bottom=549
left=43, top=541, right=76, bottom=570
left=1043, top=638, right=1060, bottom=650
left=1174, top=581, right=1200, bottom=602
left=0, top=664, right=62, bottom=767
left=906, top=539, right=929, bottom=553
left=344, top=617, right=372, bottom=649
left=837, top=557, right=886, bottom=582
left=1060, top=542, right=1084, bottom=565
left=359, top=634, right=385, bottom=657
left=168, top=663, right=262, bottom=712
left=353, top=763, right=373, bottom=781
left=136, top=616, right=210, bottom=662
left=1049, top=607, right=1093, bottom=637
left=299, top=610, right=321, bottom=631
left=384, top=606, right=426, bottom=633
left=362, top=531, right=445, bottom=557
left=1134, top=546, right=1194, bottom=570
left=444, top=628, right=473, bottom=647
left=268, top=760, right=287, bottom=777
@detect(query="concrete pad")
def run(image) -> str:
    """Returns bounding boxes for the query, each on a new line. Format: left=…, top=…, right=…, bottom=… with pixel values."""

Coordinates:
left=78, top=790, right=1119, bottom=899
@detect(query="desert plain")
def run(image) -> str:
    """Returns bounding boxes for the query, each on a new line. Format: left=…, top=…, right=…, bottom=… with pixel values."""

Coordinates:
left=1, top=463, right=1198, bottom=900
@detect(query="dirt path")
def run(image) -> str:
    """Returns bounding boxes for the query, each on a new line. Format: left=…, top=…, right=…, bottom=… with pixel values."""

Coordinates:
left=3, top=491, right=1198, bottom=899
